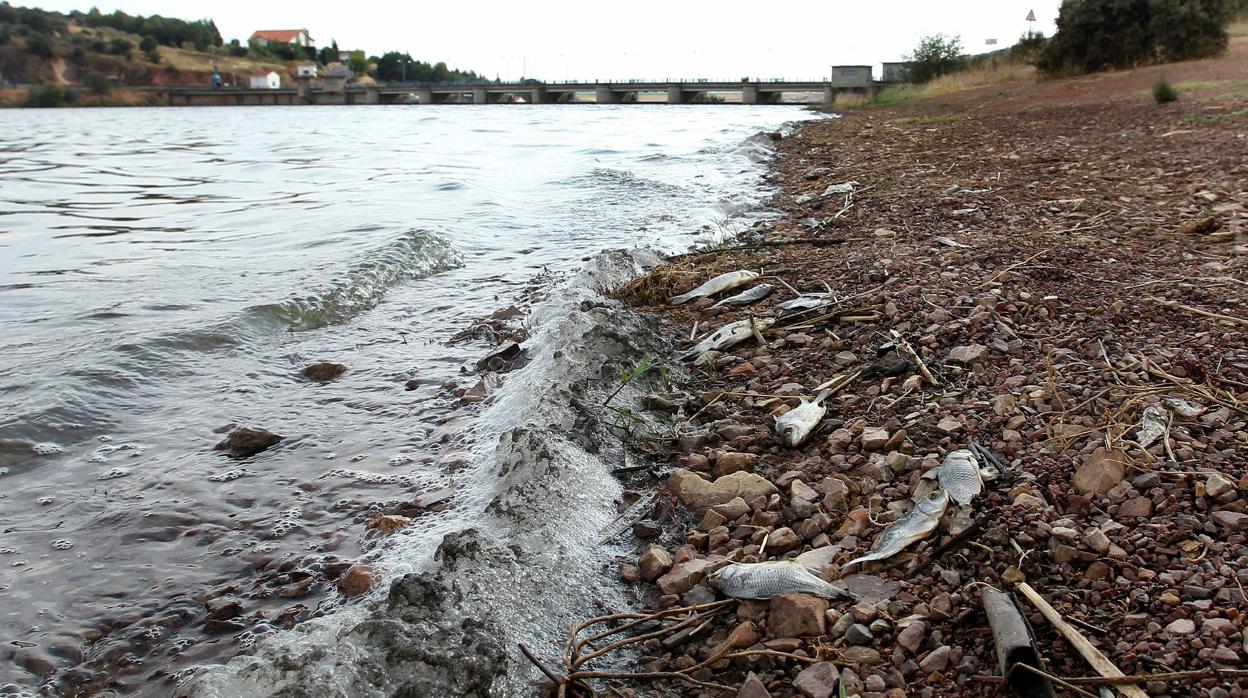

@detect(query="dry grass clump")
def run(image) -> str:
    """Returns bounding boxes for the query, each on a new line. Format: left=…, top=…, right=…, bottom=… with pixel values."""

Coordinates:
left=924, top=59, right=1036, bottom=94
left=613, top=255, right=752, bottom=308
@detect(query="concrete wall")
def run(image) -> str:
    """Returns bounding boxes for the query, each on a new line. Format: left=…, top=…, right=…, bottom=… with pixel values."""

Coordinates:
left=830, top=66, right=873, bottom=88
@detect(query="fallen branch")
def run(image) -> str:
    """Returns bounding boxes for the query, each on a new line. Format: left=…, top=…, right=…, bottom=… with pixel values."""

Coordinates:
left=1016, top=582, right=1149, bottom=698
left=1149, top=297, right=1248, bottom=327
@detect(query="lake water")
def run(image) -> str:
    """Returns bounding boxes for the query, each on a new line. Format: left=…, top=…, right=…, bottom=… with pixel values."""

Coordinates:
left=0, top=104, right=811, bottom=695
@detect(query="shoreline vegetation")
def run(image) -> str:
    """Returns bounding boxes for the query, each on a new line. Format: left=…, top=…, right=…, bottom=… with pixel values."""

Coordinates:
left=540, top=14, right=1248, bottom=698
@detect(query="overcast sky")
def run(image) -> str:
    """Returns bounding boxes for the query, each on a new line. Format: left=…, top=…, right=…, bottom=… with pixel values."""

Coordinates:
left=33, top=1, right=1060, bottom=81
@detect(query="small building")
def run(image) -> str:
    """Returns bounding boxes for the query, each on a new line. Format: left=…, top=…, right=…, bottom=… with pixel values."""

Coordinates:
left=320, top=62, right=352, bottom=93
left=830, top=65, right=873, bottom=88
left=249, top=71, right=282, bottom=89
left=249, top=29, right=314, bottom=48
left=881, top=61, right=913, bottom=83
left=296, top=63, right=318, bottom=78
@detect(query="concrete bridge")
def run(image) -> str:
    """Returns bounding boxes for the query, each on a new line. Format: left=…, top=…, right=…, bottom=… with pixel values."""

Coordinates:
left=148, top=80, right=877, bottom=107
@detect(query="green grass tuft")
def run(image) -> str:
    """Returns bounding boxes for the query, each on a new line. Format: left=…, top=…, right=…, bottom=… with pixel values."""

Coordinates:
left=1153, top=78, right=1179, bottom=104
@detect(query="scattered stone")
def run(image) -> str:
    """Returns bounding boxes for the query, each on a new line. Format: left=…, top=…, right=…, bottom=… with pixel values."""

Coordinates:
left=919, top=645, right=952, bottom=673
left=639, top=545, right=673, bottom=582
left=793, top=661, right=839, bottom=698
left=845, top=623, right=874, bottom=645
left=1117, top=496, right=1153, bottom=519
left=656, top=558, right=715, bottom=596
left=1073, top=448, right=1127, bottom=494
left=1212, top=511, right=1248, bottom=530
left=767, top=527, right=800, bottom=553
left=713, top=451, right=759, bottom=478
left=738, top=672, right=771, bottom=698
left=897, top=619, right=927, bottom=654
left=768, top=594, right=827, bottom=637
left=337, top=564, right=375, bottom=598
left=861, top=427, right=890, bottom=450
left=1205, top=472, right=1234, bottom=498
left=948, top=344, right=989, bottom=364
left=667, top=469, right=778, bottom=509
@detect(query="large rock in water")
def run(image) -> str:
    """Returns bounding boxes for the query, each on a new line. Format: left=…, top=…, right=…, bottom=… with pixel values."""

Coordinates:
left=302, top=362, right=347, bottom=381
left=668, top=469, right=779, bottom=509
left=214, top=427, right=284, bottom=457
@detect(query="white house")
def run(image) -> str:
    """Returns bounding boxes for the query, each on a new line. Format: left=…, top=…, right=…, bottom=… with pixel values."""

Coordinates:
left=249, top=29, right=314, bottom=48
left=296, top=63, right=318, bottom=78
left=249, top=71, right=282, bottom=89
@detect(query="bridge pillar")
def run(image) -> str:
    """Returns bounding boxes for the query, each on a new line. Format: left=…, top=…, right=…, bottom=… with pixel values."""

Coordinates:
left=472, top=86, right=489, bottom=104
left=823, top=85, right=836, bottom=105
left=414, top=87, right=435, bottom=104
left=595, top=86, right=620, bottom=104
left=667, top=86, right=687, bottom=104
left=296, top=77, right=311, bottom=103
left=365, top=87, right=380, bottom=105
left=530, top=86, right=547, bottom=104
left=742, top=84, right=760, bottom=105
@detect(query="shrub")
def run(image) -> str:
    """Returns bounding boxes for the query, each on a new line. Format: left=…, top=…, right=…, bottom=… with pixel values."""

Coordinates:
left=25, top=31, right=54, bottom=58
left=1039, top=0, right=1235, bottom=75
left=108, top=37, right=132, bottom=58
left=90, top=39, right=106, bottom=53
left=1153, top=78, right=1179, bottom=102
left=24, top=83, right=76, bottom=107
left=905, top=34, right=967, bottom=83
left=83, top=69, right=112, bottom=94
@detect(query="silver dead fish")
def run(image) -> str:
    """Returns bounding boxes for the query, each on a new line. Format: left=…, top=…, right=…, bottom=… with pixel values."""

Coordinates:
left=844, top=489, right=949, bottom=569
left=1137, top=403, right=1170, bottom=448
left=712, top=283, right=774, bottom=308
left=775, top=389, right=831, bottom=447
left=934, top=236, right=970, bottom=248
left=670, top=270, right=759, bottom=305
left=938, top=449, right=982, bottom=507
left=708, top=547, right=854, bottom=600
left=680, top=317, right=775, bottom=360
left=776, top=293, right=831, bottom=312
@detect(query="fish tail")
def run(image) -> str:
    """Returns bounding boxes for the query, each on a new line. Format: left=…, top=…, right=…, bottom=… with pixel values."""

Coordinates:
left=812, top=389, right=832, bottom=405
left=670, top=292, right=693, bottom=306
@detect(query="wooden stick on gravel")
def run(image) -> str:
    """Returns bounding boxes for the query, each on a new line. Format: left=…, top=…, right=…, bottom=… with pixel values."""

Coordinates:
left=1148, top=297, right=1248, bottom=327
left=1016, top=582, right=1149, bottom=698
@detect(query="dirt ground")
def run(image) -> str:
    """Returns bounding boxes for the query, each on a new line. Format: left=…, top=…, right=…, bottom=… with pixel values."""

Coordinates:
left=567, top=30, right=1248, bottom=698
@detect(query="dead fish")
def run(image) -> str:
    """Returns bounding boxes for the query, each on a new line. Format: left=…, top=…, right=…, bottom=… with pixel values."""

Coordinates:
left=680, top=317, right=774, bottom=360
left=775, top=389, right=831, bottom=447
left=712, top=283, right=774, bottom=308
left=844, top=489, right=949, bottom=569
left=934, top=236, right=969, bottom=248
left=708, top=548, right=855, bottom=600
left=822, top=180, right=858, bottom=196
left=670, top=270, right=759, bottom=305
left=776, top=293, right=831, bottom=312
left=938, top=449, right=982, bottom=507
left=1161, top=397, right=1204, bottom=418
left=1137, top=403, right=1170, bottom=448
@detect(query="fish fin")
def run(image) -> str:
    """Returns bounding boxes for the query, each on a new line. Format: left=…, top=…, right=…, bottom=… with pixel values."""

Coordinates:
left=842, top=550, right=888, bottom=569
left=794, top=546, right=838, bottom=574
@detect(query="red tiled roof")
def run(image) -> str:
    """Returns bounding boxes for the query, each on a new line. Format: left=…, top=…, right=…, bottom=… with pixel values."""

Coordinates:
left=249, top=29, right=307, bottom=43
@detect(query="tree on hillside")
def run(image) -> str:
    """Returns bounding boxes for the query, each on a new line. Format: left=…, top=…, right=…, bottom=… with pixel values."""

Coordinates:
left=25, top=31, right=53, bottom=58
left=139, top=34, right=159, bottom=62
left=1038, top=0, right=1234, bottom=74
left=905, top=34, right=967, bottom=83
left=318, top=39, right=339, bottom=66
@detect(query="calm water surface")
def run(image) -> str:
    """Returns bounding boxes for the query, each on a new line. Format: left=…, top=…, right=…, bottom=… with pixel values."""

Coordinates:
left=0, top=104, right=810, bottom=695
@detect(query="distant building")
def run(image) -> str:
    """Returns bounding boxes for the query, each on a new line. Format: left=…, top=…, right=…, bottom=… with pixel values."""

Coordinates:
left=249, top=29, right=314, bottom=48
left=320, top=62, right=352, bottom=93
left=881, top=61, right=913, bottom=83
left=830, top=65, right=873, bottom=88
left=338, top=50, right=361, bottom=62
left=296, top=63, right=318, bottom=78
left=249, top=71, right=282, bottom=89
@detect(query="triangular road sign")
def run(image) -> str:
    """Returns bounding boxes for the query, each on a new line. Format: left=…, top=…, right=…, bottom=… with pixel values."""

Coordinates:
left=1026, top=9, right=1037, bottom=21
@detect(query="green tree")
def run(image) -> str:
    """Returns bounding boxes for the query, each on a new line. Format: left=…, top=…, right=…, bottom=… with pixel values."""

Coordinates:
left=24, top=83, right=75, bottom=107
left=318, top=39, right=338, bottom=65
left=108, top=37, right=132, bottom=58
left=139, top=34, right=159, bottom=62
left=905, top=34, right=966, bottom=83
left=25, top=31, right=53, bottom=58
left=347, top=51, right=368, bottom=75
left=1038, top=0, right=1234, bottom=74
left=82, top=69, right=112, bottom=93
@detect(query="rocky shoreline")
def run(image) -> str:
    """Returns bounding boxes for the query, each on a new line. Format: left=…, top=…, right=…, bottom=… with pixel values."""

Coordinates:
left=582, top=76, right=1248, bottom=698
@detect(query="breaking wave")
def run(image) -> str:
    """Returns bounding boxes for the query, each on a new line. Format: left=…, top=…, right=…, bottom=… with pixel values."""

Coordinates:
left=244, top=229, right=462, bottom=332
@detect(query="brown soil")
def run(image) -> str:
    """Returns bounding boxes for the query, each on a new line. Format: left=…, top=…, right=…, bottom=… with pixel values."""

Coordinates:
left=581, top=40, right=1248, bottom=698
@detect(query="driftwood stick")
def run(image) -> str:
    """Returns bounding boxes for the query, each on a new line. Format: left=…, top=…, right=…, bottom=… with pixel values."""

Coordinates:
left=891, top=329, right=940, bottom=386
left=520, top=643, right=566, bottom=686
left=1006, top=662, right=1099, bottom=698
left=1063, top=667, right=1248, bottom=685
left=1149, top=297, right=1248, bottom=327
left=907, top=517, right=988, bottom=575
left=1016, top=582, right=1149, bottom=698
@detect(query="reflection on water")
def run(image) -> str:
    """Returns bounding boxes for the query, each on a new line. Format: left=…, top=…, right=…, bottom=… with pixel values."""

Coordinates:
left=0, top=104, right=809, bottom=695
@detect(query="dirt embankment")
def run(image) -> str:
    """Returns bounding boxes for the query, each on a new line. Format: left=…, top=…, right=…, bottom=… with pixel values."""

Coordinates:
left=558, top=44, right=1248, bottom=698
